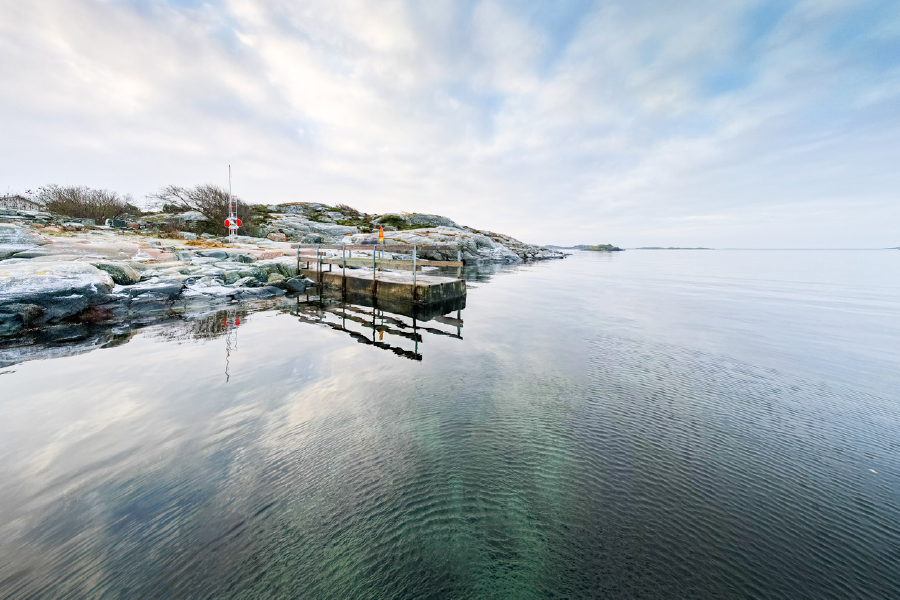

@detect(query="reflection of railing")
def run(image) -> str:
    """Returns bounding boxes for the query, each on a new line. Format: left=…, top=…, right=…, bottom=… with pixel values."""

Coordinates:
left=295, top=244, right=465, bottom=301
left=289, top=290, right=464, bottom=362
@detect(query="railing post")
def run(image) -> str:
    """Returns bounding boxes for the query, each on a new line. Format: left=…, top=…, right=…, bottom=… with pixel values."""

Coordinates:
left=457, top=249, right=462, bottom=279
left=296, top=243, right=300, bottom=276
left=413, top=245, right=417, bottom=304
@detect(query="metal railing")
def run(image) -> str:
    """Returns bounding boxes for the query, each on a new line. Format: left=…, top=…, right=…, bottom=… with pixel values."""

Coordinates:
left=294, top=243, right=464, bottom=293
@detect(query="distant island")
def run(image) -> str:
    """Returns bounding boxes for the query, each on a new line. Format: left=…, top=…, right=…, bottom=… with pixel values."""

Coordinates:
left=547, top=244, right=623, bottom=251
left=635, top=247, right=712, bottom=250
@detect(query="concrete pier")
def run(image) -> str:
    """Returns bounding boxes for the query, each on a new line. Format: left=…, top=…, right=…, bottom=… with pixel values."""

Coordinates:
left=299, top=262, right=466, bottom=306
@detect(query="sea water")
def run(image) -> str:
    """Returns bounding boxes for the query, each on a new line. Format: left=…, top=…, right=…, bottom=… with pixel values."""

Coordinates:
left=1, top=250, right=898, bottom=598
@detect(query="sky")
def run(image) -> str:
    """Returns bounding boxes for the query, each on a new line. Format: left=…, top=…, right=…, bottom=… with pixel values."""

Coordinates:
left=1, top=0, right=898, bottom=247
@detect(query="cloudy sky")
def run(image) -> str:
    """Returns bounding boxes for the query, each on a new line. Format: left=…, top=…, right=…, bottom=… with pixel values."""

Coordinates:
left=1, top=0, right=898, bottom=247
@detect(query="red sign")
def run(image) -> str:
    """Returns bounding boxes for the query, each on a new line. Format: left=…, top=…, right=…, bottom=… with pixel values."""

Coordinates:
left=224, top=218, right=243, bottom=228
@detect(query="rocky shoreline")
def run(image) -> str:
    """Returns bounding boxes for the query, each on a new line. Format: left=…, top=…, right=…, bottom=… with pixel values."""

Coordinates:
left=0, top=204, right=566, bottom=340
left=253, top=203, right=565, bottom=262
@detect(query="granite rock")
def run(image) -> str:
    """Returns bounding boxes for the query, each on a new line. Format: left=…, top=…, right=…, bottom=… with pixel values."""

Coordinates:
left=90, top=261, right=142, bottom=285
left=0, top=262, right=115, bottom=323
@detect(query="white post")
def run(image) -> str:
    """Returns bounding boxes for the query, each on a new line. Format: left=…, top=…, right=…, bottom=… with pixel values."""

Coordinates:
left=227, top=165, right=238, bottom=243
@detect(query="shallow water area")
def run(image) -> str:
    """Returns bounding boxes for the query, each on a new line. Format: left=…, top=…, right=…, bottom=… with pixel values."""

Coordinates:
left=1, top=250, right=898, bottom=598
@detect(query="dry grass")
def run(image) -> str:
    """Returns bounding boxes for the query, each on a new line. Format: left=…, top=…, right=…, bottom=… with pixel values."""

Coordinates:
left=185, top=239, right=227, bottom=248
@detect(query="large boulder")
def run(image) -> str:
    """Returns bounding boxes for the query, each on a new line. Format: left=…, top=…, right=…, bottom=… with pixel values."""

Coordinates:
left=306, top=222, right=356, bottom=237
left=0, top=303, right=44, bottom=336
left=196, top=250, right=230, bottom=259
left=14, top=238, right=143, bottom=261
left=233, top=286, right=285, bottom=300
left=229, top=276, right=260, bottom=288
left=0, top=223, right=48, bottom=246
left=123, top=277, right=187, bottom=301
left=274, top=220, right=312, bottom=235
left=284, top=277, right=311, bottom=292
left=405, top=213, right=462, bottom=229
left=173, top=211, right=208, bottom=222
left=0, top=262, right=115, bottom=323
left=90, top=261, right=142, bottom=285
left=265, top=203, right=318, bottom=215
left=0, top=223, right=49, bottom=259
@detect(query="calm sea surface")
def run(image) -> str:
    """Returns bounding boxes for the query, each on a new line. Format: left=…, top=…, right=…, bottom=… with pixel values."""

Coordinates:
left=1, top=250, right=898, bottom=598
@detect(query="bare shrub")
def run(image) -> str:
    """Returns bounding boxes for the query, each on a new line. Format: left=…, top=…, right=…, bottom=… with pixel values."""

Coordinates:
left=149, top=184, right=255, bottom=236
left=37, top=185, right=138, bottom=222
left=158, top=222, right=185, bottom=239
left=335, top=203, right=361, bottom=216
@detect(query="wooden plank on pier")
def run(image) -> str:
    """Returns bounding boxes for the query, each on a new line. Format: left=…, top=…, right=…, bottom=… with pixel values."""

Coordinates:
left=295, top=244, right=456, bottom=253
left=300, top=256, right=463, bottom=269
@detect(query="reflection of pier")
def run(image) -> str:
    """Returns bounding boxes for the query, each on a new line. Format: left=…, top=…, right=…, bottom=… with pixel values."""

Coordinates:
left=289, top=289, right=465, bottom=361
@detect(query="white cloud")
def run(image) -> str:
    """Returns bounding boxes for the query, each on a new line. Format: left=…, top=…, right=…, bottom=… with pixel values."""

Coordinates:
left=0, top=0, right=898, bottom=247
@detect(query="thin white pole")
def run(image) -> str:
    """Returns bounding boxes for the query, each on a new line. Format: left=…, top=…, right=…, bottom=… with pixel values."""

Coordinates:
left=228, top=165, right=237, bottom=242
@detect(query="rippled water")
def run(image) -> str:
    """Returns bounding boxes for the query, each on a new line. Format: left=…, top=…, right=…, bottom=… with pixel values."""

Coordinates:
left=1, top=250, right=898, bottom=598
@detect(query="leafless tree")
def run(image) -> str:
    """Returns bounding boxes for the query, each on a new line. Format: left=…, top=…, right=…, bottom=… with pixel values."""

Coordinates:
left=36, top=185, right=139, bottom=222
left=149, top=184, right=254, bottom=235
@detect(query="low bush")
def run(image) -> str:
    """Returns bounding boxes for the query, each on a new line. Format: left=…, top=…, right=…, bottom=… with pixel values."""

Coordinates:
left=335, top=203, right=361, bottom=217
left=377, top=214, right=418, bottom=230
